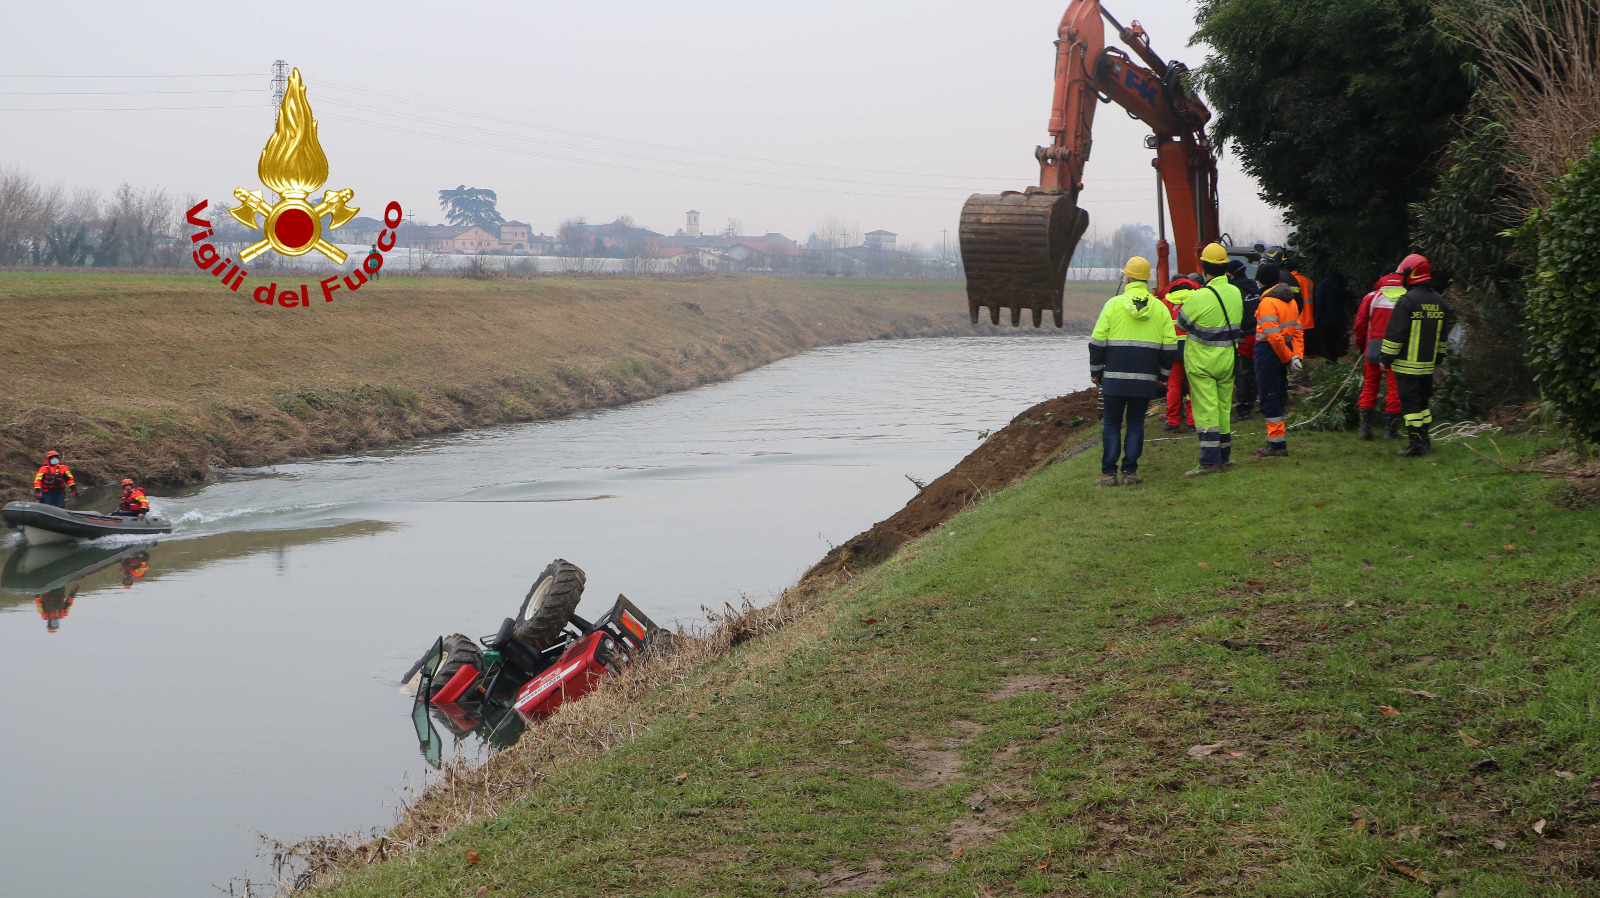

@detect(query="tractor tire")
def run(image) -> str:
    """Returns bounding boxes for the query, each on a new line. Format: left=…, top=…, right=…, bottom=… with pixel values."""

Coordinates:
left=512, top=559, right=586, bottom=652
left=429, top=633, right=485, bottom=698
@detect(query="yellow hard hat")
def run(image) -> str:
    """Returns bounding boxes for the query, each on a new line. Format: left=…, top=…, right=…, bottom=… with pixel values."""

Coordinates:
left=1123, top=256, right=1151, bottom=281
left=1201, top=243, right=1229, bottom=265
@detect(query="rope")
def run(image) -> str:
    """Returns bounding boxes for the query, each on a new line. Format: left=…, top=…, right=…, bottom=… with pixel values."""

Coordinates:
left=1288, top=362, right=1362, bottom=430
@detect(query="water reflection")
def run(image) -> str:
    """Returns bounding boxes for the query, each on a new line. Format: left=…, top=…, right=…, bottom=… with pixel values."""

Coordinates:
left=0, top=521, right=392, bottom=633
left=3, top=542, right=154, bottom=632
left=411, top=695, right=527, bottom=768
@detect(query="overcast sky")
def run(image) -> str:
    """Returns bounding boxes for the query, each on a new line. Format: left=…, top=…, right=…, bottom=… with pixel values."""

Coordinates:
left=1, top=0, right=1282, bottom=249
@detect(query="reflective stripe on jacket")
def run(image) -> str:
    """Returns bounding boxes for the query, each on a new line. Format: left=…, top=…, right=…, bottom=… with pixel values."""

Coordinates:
left=1380, top=285, right=1454, bottom=376
left=1089, top=282, right=1180, bottom=398
left=33, top=464, right=75, bottom=491
left=1175, top=277, right=1245, bottom=377
left=1255, top=284, right=1303, bottom=364
left=1292, top=269, right=1316, bottom=330
left=1354, top=276, right=1404, bottom=364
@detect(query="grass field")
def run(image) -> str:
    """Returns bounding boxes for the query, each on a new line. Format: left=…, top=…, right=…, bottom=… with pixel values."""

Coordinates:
left=307, top=421, right=1598, bottom=897
left=0, top=272, right=1116, bottom=495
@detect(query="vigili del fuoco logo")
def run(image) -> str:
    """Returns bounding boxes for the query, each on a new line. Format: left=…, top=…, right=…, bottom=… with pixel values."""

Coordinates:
left=184, top=68, right=402, bottom=307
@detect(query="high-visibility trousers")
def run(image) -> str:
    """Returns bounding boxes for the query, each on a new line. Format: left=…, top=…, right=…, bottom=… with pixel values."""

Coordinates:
left=1359, top=361, right=1401, bottom=414
left=1187, top=348, right=1235, bottom=467
left=1255, top=344, right=1289, bottom=452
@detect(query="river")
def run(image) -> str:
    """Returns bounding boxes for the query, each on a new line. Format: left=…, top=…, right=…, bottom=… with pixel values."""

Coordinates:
left=0, top=333, right=1091, bottom=896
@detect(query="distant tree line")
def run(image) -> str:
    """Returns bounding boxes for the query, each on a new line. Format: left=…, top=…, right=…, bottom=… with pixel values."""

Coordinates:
left=0, top=167, right=188, bottom=268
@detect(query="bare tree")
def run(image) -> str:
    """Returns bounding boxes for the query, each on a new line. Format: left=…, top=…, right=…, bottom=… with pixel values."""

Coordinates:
left=0, top=167, right=47, bottom=266
left=623, top=234, right=659, bottom=276
left=1437, top=0, right=1600, bottom=206
left=41, top=186, right=100, bottom=267
left=558, top=217, right=591, bottom=272
left=724, top=218, right=743, bottom=238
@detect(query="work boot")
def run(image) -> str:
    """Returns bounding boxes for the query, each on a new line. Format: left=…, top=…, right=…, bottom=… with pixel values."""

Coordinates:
left=1253, top=444, right=1288, bottom=458
left=1120, top=472, right=1144, bottom=485
left=1397, top=426, right=1431, bottom=458
left=1384, top=413, right=1402, bottom=440
left=1358, top=409, right=1374, bottom=441
left=1185, top=465, right=1227, bottom=477
left=1097, top=474, right=1120, bottom=487
left=1231, top=407, right=1252, bottom=423
left=1164, top=422, right=1182, bottom=433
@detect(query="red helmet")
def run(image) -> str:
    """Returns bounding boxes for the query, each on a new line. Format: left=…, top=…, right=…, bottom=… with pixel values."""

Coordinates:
left=1399, top=253, right=1431, bottom=285
left=45, top=450, right=59, bottom=461
left=121, top=478, right=134, bottom=487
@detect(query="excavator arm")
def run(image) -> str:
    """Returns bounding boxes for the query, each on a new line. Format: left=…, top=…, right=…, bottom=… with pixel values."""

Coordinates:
left=960, top=0, right=1220, bottom=327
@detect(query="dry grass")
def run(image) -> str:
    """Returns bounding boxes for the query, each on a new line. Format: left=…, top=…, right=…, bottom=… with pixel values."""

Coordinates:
left=274, top=572, right=852, bottom=893
left=1438, top=0, right=1600, bottom=205
left=0, top=273, right=1003, bottom=496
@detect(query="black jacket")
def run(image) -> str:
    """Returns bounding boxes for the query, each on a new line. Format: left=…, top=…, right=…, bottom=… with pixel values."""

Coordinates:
left=1380, top=283, right=1454, bottom=377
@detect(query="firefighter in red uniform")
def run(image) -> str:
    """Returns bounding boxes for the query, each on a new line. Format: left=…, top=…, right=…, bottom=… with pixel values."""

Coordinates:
left=36, top=586, right=77, bottom=633
left=1352, top=270, right=1406, bottom=440
left=121, top=551, right=150, bottom=588
left=112, top=478, right=150, bottom=517
left=1160, top=275, right=1203, bottom=432
left=33, top=450, right=78, bottom=508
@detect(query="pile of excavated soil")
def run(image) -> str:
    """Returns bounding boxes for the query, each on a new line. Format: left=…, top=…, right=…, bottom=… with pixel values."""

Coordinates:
left=803, top=389, right=1099, bottom=579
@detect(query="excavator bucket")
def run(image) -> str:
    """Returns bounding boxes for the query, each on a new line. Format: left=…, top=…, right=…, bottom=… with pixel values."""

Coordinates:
left=959, top=192, right=1090, bottom=328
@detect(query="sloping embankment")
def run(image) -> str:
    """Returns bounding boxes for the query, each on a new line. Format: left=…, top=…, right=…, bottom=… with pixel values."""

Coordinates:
left=305, top=416, right=1600, bottom=897
left=0, top=275, right=1027, bottom=498
left=286, top=390, right=1100, bottom=890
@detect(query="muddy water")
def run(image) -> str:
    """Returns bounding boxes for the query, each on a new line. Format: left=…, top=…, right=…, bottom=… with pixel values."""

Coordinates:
left=0, top=334, right=1091, bottom=896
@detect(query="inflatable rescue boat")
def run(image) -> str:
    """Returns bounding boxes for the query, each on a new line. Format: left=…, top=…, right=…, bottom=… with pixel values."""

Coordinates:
left=1, top=501, right=173, bottom=546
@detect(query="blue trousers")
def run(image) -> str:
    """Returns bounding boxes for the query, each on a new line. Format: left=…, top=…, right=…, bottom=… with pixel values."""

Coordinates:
left=1254, top=345, right=1289, bottom=450
left=1101, top=394, right=1151, bottom=475
left=39, top=488, right=66, bottom=508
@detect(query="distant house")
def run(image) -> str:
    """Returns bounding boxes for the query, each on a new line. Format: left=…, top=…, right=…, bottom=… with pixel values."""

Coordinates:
left=865, top=230, right=898, bottom=252
left=406, top=225, right=502, bottom=253
left=654, top=246, right=729, bottom=272
left=339, top=216, right=386, bottom=246
left=526, top=233, right=558, bottom=256
left=725, top=240, right=803, bottom=270
left=499, top=221, right=532, bottom=252
left=585, top=218, right=664, bottom=255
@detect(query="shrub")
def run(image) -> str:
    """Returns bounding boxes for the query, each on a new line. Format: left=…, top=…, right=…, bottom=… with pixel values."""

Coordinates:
left=1525, top=135, right=1600, bottom=443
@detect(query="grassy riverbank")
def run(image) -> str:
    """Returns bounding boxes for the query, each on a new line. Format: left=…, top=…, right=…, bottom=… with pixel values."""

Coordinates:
left=309, top=420, right=1598, bottom=897
left=0, top=273, right=1114, bottom=497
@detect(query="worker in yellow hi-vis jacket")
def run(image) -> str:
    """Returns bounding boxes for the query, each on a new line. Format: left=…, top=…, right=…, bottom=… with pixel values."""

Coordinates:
left=1175, top=244, right=1245, bottom=476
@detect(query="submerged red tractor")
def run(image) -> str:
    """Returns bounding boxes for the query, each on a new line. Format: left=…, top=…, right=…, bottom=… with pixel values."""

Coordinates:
left=402, top=559, right=667, bottom=764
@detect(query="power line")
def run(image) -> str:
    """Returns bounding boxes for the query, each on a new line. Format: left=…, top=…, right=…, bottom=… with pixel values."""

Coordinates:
left=320, top=111, right=973, bottom=202
left=314, top=97, right=1005, bottom=193
left=317, top=80, right=1028, bottom=184
left=0, top=104, right=263, bottom=112
left=0, top=89, right=266, bottom=95
left=0, top=73, right=265, bottom=79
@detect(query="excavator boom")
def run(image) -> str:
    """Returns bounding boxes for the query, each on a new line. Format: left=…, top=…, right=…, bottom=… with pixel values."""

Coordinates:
left=960, top=1, right=1221, bottom=328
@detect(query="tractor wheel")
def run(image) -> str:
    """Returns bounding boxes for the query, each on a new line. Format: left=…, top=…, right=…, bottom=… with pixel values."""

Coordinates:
left=429, top=633, right=485, bottom=698
left=512, top=559, right=586, bottom=651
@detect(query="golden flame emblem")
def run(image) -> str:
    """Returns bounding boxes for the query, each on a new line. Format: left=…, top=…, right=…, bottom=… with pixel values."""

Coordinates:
left=229, top=68, right=357, bottom=263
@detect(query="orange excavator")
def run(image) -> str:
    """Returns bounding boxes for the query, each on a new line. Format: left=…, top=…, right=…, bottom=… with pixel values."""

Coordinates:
left=960, top=1, right=1221, bottom=326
